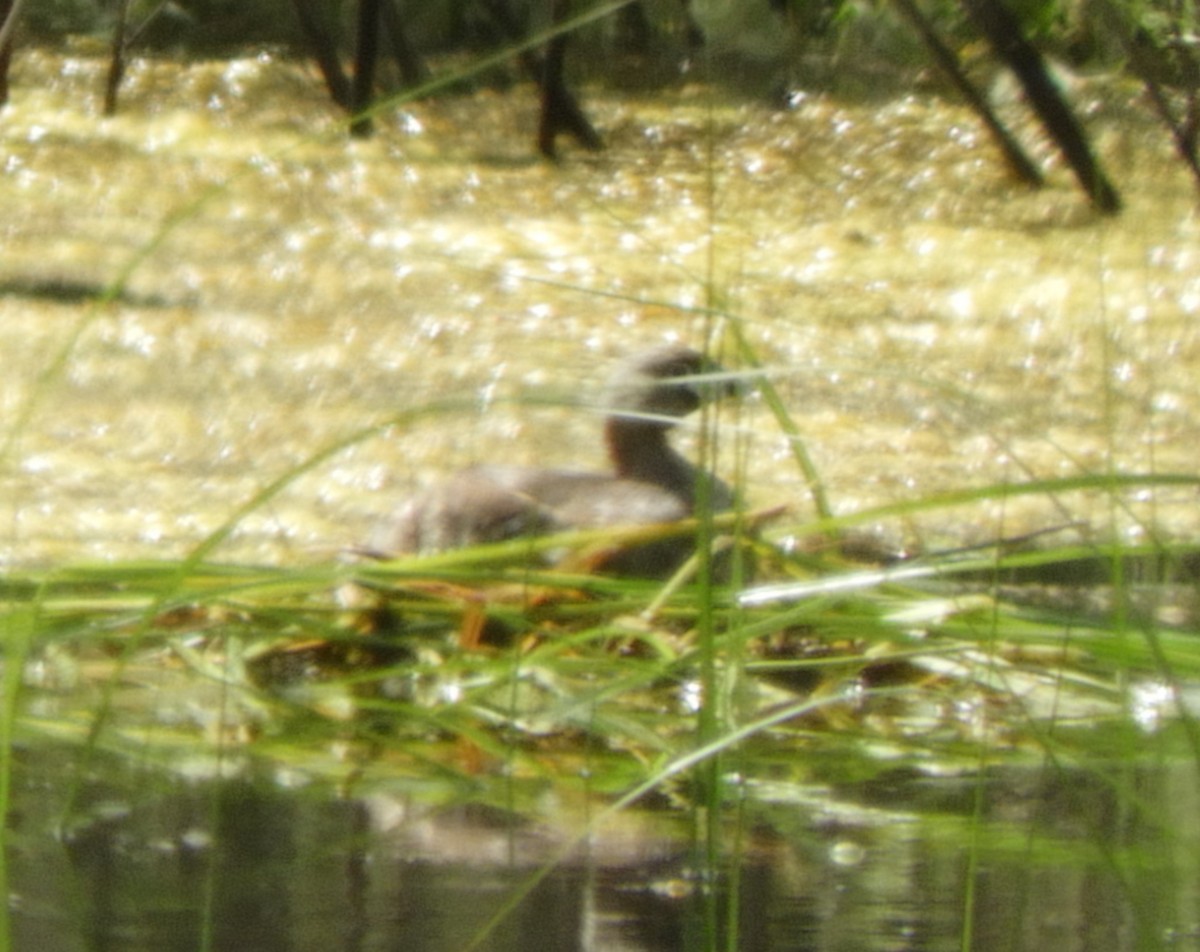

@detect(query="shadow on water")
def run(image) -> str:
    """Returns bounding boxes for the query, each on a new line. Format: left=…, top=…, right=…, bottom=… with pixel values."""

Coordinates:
left=6, top=738, right=1197, bottom=952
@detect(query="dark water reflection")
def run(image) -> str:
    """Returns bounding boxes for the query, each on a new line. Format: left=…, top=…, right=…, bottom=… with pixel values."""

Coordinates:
left=7, top=743, right=1197, bottom=952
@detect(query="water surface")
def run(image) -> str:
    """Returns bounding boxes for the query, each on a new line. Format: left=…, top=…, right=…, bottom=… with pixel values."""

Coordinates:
left=1, top=48, right=1197, bottom=567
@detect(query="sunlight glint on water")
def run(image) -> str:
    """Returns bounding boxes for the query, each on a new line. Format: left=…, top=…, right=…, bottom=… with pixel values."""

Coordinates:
left=1, top=51, right=1197, bottom=568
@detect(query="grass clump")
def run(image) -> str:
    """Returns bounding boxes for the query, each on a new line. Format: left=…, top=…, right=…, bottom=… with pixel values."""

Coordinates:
left=5, top=473, right=1197, bottom=788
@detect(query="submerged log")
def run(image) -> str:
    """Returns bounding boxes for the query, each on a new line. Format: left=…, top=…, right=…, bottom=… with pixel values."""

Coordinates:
left=292, top=0, right=353, bottom=110
left=891, top=0, right=1042, bottom=186
left=537, top=0, right=603, bottom=157
left=480, top=0, right=603, bottom=157
left=350, top=0, right=381, bottom=136
left=294, top=0, right=426, bottom=136
left=963, top=0, right=1122, bottom=213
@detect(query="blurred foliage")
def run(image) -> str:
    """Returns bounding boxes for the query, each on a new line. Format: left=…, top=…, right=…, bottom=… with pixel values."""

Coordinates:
left=7, top=0, right=1190, bottom=66
left=16, top=0, right=104, bottom=37
left=5, top=0, right=1199, bottom=91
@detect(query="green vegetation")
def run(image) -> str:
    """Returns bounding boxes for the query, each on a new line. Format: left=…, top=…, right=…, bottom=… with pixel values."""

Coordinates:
left=3, top=395, right=1199, bottom=947
left=2, top=6, right=1199, bottom=949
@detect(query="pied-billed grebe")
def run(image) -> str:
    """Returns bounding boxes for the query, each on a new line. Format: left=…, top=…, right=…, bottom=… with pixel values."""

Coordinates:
left=369, top=345, right=735, bottom=575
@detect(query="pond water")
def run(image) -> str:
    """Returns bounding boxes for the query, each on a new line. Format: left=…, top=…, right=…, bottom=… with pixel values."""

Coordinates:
left=9, top=737, right=1199, bottom=952
left=1, top=46, right=1198, bottom=569
left=2, top=43, right=1200, bottom=952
